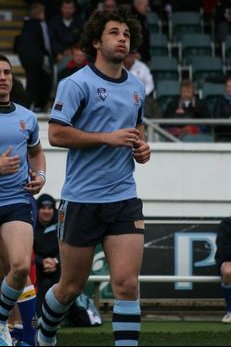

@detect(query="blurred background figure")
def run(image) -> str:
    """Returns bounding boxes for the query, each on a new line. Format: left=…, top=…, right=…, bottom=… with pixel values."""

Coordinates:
left=57, top=42, right=88, bottom=82
left=132, top=0, right=151, bottom=63
left=214, top=76, right=231, bottom=141
left=18, top=2, right=53, bottom=112
left=33, top=194, right=60, bottom=319
left=163, top=80, right=210, bottom=139
left=215, top=217, right=231, bottom=323
left=49, top=0, right=83, bottom=63
left=124, top=50, right=161, bottom=118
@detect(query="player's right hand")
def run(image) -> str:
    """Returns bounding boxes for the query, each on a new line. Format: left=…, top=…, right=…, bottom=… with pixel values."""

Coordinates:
left=104, top=128, right=140, bottom=147
left=0, top=147, right=21, bottom=175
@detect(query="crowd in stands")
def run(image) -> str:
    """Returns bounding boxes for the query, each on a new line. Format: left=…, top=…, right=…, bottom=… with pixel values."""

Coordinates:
left=7, top=0, right=231, bottom=141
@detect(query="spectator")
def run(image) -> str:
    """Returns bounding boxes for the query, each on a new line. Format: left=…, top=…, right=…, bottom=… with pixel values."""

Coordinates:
left=33, top=194, right=60, bottom=318
left=124, top=50, right=161, bottom=118
left=18, top=2, right=53, bottom=112
left=10, top=77, right=27, bottom=107
left=163, top=79, right=210, bottom=138
left=132, top=0, right=151, bottom=62
left=49, top=0, right=83, bottom=63
left=214, top=0, right=231, bottom=42
left=213, top=76, right=231, bottom=141
left=215, top=217, right=231, bottom=323
left=57, top=43, right=88, bottom=82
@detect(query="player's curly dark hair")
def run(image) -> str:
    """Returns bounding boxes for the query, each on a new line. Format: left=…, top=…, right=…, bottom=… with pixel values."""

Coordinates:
left=80, top=5, right=143, bottom=61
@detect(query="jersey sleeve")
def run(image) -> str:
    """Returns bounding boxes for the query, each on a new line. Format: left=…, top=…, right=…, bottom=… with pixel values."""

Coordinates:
left=27, top=115, right=40, bottom=148
left=50, top=78, right=85, bottom=126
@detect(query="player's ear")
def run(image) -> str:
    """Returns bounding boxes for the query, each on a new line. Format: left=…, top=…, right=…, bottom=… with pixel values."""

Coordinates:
left=93, top=40, right=100, bottom=50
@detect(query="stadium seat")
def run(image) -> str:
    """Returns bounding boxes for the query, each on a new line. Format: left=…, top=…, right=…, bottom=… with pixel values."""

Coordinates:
left=201, top=82, right=224, bottom=117
left=155, top=80, right=180, bottom=115
left=149, top=56, right=180, bottom=83
left=181, top=134, right=214, bottom=142
left=180, top=33, right=214, bottom=64
left=190, top=56, right=224, bottom=88
left=150, top=33, right=170, bottom=57
left=169, top=11, right=203, bottom=41
left=147, top=11, right=161, bottom=33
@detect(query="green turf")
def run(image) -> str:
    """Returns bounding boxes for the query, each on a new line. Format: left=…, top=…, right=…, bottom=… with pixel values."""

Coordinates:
left=57, top=321, right=231, bottom=346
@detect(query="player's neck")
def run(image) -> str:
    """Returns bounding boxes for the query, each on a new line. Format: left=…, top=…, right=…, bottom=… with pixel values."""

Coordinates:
left=0, top=99, right=10, bottom=107
left=94, top=59, right=124, bottom=79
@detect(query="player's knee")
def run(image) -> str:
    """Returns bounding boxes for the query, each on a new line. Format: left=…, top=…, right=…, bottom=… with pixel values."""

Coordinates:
left=113, top=277, right=138, bottom=299
left=11, top=263, right=30, bottom=282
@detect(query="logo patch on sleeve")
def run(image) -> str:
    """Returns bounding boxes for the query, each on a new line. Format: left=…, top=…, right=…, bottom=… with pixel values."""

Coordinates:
left=54, top=102, right=63, bottom=111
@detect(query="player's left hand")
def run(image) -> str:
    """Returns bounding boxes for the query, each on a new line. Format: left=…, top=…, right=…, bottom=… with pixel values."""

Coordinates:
left=24, top=170, right=45, bottom=195
left=133, top=141, right=151, bottom=164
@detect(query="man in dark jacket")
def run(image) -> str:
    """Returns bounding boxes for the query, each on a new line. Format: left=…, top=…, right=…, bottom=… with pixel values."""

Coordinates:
left=34, top=194, right=60, bottom=318
left=215, top=217, right=231, bottom=323
left=214, top=77, right=231, bottom=142
left=18, top=2, right=53, bottom=112
left=48, top=0, right=83, bottom=63
left=163, top=79, right=210, bottom=139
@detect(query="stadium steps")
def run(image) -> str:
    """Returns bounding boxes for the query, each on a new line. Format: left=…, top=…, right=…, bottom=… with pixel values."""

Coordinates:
left=0, top=0, right=28, bottom=81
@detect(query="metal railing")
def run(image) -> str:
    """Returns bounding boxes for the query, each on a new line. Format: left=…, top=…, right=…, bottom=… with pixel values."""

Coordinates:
left=144, top=118, right=231, bottom=142
left=88, top=275, right=220, bottom=307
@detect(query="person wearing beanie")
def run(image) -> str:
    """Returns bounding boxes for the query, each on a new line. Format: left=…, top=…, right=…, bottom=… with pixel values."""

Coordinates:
left=34, top=194, right=60, bottom=318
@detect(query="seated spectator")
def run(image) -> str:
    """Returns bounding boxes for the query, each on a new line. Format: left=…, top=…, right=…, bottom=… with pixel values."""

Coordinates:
left=214, top=76, right=231, bottom=141
left=215, top=217, right=231, bottom=323
left=33, top=194, right=60, bottom=318
left=58, top=43, right=88, bottom=81
left=163, top=79, right=210, bottom=139
left=49, top=0, right=83, bottom=63
left=124, top=50, right=161, bottom=118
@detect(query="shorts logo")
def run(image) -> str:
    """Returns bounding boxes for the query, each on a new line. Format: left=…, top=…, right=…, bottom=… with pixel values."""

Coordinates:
left=54, top=102, right=63, bottom=111
left=97, top=88, right=108, bottom=101
left=134, top=220, right=145, bottom=229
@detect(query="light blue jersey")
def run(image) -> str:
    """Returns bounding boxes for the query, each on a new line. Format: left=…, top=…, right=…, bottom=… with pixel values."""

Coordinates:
left=0, top=103, right=40, bottom=207
left=50, top=64, right=145, bottom=203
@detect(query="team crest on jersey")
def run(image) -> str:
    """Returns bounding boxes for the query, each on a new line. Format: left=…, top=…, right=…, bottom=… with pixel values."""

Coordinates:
left=133, top=92, right=140, bottom=105
left=97, top=88, right=108, bottom=101
left=19, top=120, right=26, bottom=131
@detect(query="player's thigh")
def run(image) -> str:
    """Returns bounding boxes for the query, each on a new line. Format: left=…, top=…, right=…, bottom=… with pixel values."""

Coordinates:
left=1, top=221, right=33, bottom=268
left=103, top=234, right=144, bottom=282
left=58, top=240, right=95, bottom=290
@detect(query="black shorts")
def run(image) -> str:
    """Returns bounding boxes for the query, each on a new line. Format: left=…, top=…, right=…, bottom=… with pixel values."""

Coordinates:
left=58, top=198, right=144, bottom=247
left=0, top=203, right=33, bottom=227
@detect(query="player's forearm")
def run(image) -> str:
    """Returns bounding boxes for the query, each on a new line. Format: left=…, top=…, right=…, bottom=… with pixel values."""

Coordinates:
left=49, top=123, right=108, bottom=149
left=28, top=146, right=46, bottom=173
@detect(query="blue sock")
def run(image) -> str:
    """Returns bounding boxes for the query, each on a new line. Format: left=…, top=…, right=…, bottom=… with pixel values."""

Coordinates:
left=0, top=278, right=23, bottom=324
left=38, top=286, right=72, bottom=345
left=222, top=283, right=231, bottom=313
left=113, top=299, right=141, bottom=346
left=17, top=285, right=37, bottom=345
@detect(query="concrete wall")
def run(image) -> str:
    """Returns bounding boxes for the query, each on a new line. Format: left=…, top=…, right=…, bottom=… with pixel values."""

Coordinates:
left=39, top=121, right=231, bottom=219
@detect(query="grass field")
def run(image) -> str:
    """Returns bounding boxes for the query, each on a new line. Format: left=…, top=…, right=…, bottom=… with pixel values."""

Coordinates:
left=57, top=321, right=231, bottom=346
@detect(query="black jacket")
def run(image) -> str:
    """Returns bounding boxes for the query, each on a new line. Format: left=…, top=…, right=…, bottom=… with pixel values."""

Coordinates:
left=34, top=211, right=59, bottom=271
left=18, top=18, right=48, bottom=65
left=213, top=96, right=231, bottom=140
left=215, top=218, right=231, bottom=271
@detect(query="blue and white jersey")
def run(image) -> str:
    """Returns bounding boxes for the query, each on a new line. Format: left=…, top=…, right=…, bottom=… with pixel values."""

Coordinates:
left=50, top=64, right=145, bottom=203
left=0, top=103, right=40, bottom=207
